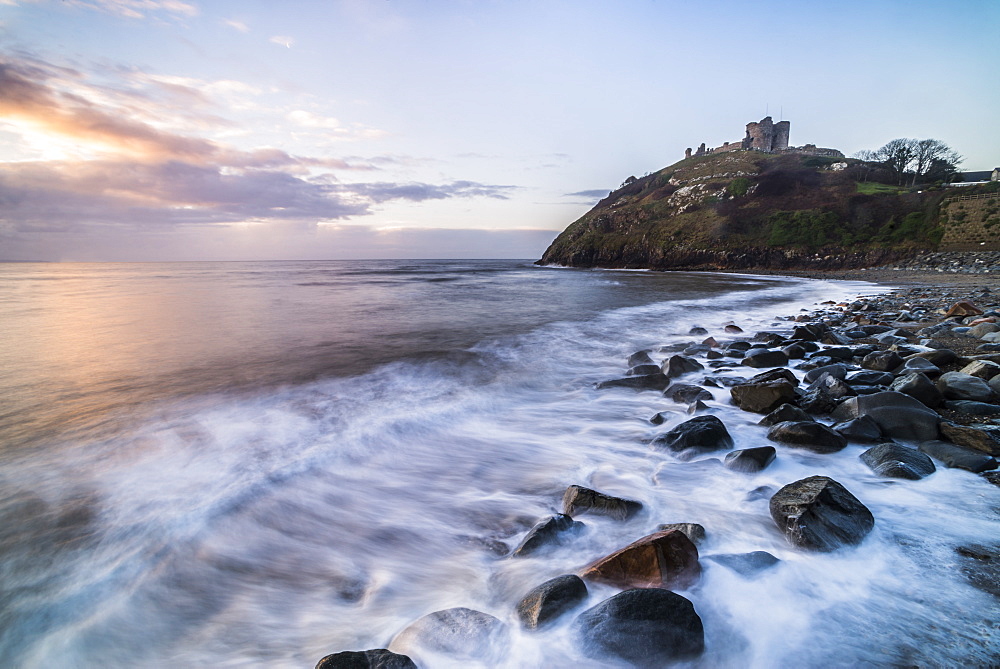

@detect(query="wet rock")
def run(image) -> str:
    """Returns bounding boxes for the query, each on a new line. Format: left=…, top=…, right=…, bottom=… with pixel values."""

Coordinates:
left=687, top=400, right=711, bottom=414
left=943, top=400, right=1000, bottom=416
left=896, top=358, right=941, bottom=377
left=782, top=343, right=807, bottom=359
left=742, top=349, right=790, bottom=368
left=316, top=649, right=417, bottom=669
left=818, top=346, right=855, bottom=361
left=960, top=360, right=1000, bottom=380
left=724, top=446, right=776, bottom=473
left=752, top=332, right=787, bottom=346
left=832, top=391, right=940, bottom=442
left=807, top=373, right=857, bottom=399
left=655, top=523, right=706, bottom=546
left=889, top=372, right=943, bottom=409
left=968, top=323, right=1000, bottom=338
left=516, top=574, right=588, bottom=630
left=833, top=415, right=883, bottom=443
left=937, top=372, right=994, bottom=402
left=918, top=440, right=998, bottom=473
left=749, top=368, right=799, bottom=386
left=628, top=350, right=654, bottom=367
left=804, top=363, right=849, bottom=383
left=766, top=421, right=848, bottom=453
left=597, top=374, right=669, bottom=391
left=389, top=608, right=508, bottom=666
left=792, top=324, right=825, bottom=341
left=704, top=551, right=780, bottom=576
left=651, top=415, right=733, bottom=459
left=758, top=403, right=814, bottom=427
left=665, top=383, right=713, bottom=403
left=845, top=370, right=895, bottom=386
left=662, top=355, right=705, bottom=379
left=955, top=545, right=1000, bottom=597
left=708, top=375, right=749, bottom=387
left=511, top=514, right=584, bottom=558
left=944, top=300, right=983, bottom=318
left=688, top=326, right=708, bottom=336
left=746, top=485, right=774, bottom=501
left=726, top=341, right=752, bottom=352
left=769, top=476, right=874, bottom=551
left=725, top=324, right=744, bottom=334
left=627, top=364, right=662, bottom=376
left=909, top=348, right=960, bottom=367
left=575, top=589, right=704, bottom=665
left=861, top=351, right=904, bottom=372
left=730, top=380, right=798, bottom=414
left=562, top=485, right=642, bottom=521
left=580, top=529, right=701, bottom=590
left=649, top=411, right=674, bottom=425
left=939, top=422, right=1000, bottom=456
left=859, top=443, right=936, bottom=480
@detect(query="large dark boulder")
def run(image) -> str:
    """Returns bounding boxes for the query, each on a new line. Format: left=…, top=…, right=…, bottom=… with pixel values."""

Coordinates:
left=832, top=415, right=883, bottom=443
left=665, top=383, right=713, bottom=403
left=389, top=608, right=508, bottom=665
left=749, top=368, right=799, bottom=386
left=627, top=364, right=662, bottom=376
left=724, top=446, right=777, bottom=473
left=889, top=372, right=943, bottom=409
left=628, top=350, right=654, bottom=367
left=516, top=574, right=588, bottom=630
left=919, top=440, right=999, bottom=473
left=859, top=442, right=936, bottom=480
left=597, top=373, right=669, bottom=391
left=758, top=403, right=814, bottom=427
left=650, top=415, right=733, bottom=458
left=662, top=354, right=705, bottom=379
left=316, top=649, right=417, bottom=669
left=511, top=514, right=583, bottom=557
left=937, top=371, right=994, bottom=402
left=845, top=370, right=895, bottom=387
left=861, top=351, right=903, bottom=372
left=580, top=530, right=701, bottom=590
left=731, top=380, right=798, bottom=414
left=742, top=348, right=790, bottom=368
left=803, top=363, right=849, bottom=383
left=766, top=421, right=848, bottom=453
left=575, top=589, right=704, bottom=665
left=562, top=485, right=642, bottom=521
left=831, top=391, right=940, bottom=442
left=769, top=476, right=874, bottom=551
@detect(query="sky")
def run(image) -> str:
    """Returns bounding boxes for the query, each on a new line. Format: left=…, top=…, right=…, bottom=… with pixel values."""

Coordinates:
left=1, top=0, right=998, bottom=261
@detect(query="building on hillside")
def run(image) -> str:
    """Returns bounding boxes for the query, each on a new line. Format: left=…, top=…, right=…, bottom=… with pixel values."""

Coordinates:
left=948, top=169, right=999, bottom=186
left=684, top=116, right=843, bottom=160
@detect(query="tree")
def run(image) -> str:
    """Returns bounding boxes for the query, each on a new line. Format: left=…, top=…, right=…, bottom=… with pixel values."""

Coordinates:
left=874, top=138, right=916, bottom=185
left=910, top=139, right=962, bottom=185
left=858, top=138, right=962, bottom=186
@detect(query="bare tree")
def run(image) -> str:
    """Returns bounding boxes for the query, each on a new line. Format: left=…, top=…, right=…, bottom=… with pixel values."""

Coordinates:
left=874, top=138, right=916, bottom=185
left=858, top=138, right=963, bottom=186
left=910, top=139, right=962, bottom=185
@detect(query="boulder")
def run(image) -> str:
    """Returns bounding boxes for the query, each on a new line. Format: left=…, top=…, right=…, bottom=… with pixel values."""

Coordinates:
left=748, top=368, right=799, bottom=386
left=896, top=358, right=941, bottom=377
left=782, top=344, right=806, bottom=359
left=792, top=324, right=825, bottom=341
left=575, top=589, right=704, bottom=665
left=742, top=349, right=790, bottom=369
left=726, top=341, right=752, bottom=352
left=662, top=355, right=704, bottom=379
left=649, top=411, right=673, bottom=425
left=939, top=422, right=1000, bottom=456
left=724, top=446, right=777, bottom=473
left=688, top=326, right=708, bottom=336
left=859, top=442, right=936, bottom=480
left=511, top=514, right=584, bottom=557
left=833, top=415, right=883, bottom=443
left=803, top=363, right=849, bottom=383
left=627, top=364, right=662, bottom=376
left=969, top=322, right=1000, bottom=338
left=818, top=346, right=856, bottom=361
left=730, top=380, right=798, bottom=414
left=580, top=530, right=701, bottom=590
left=807, top=373, right=856, bottom=399
left=918, top=440, right=999, bottom=473
left=909, top=348, right=960, bottom=366
left=563, top=485, right=642, bottom=521
left=944, top=300, right=983, bottom=318
left=389, top=608, right=508, bottom=665
left=725, top=324, right=744, bottom=334
left=515, top=574, right=588, bottom=630
left=889, top=372, right=944, bottom=409
left=861, top=351, right=903, bottom=372
left=597, top=374, right=668, bottom=391
left=316, top=649, right=417, bottom=669
left=665, top=383, right=713, bottom=403
left=752, top=332, right=787, bottom=346
left=687, top=399, right=711, bottom=414
left=655, top=523, right=706, bottom=546
left=769, top=476, right=874, bottom=551
left=832, top=391, right=940, bottom=442
left=704, top=551, right=780, bottom=576
left=627, top=350, right=654, bottom=367
left=759, top=403, right=814, bottom=427
left=766, top=420, right=848, bottom=453
left=937, top=372, right=994, bottom=402
left=651, top=415, right=733, bottom=459
left=943, top=400, right=1000, bottom=416
left=845, top=370, right=895, bottom=386
left=960, top=360, right=1000, bottom=380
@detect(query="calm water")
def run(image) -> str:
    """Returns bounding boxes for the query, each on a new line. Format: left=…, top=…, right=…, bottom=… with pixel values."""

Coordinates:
left=0, top=260, right=997, bottom=667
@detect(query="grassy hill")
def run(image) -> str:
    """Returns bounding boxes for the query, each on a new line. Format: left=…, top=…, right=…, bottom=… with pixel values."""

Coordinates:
left=538, top=151, right=950, bottom=270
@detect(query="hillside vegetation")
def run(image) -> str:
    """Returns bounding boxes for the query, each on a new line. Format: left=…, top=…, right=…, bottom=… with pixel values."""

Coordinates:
left=539, top=151, right=950, bottom=270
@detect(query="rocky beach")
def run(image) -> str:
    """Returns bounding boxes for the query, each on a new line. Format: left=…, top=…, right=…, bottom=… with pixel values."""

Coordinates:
left=317, top=264, right=1000, bottom=668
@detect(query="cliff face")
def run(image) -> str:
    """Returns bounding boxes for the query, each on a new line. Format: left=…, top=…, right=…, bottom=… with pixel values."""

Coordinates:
left=539, top=152, right=946, bottom=270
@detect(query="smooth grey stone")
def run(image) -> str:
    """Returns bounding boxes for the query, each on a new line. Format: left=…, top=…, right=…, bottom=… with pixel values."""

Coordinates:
left=918, top=440, right=998, bottom=473
left=937, top=372, right=994, bottom=402
left=846, top=370, right=894, bottom=387
left=804, top=363, right=849, bottom=383
left=651, top=415, right=734, bottom=459
left=860, top=442, right=936, bottom=479
left=832, top=392, right=940, bottom=442
left=766, top=420, right=848, bottom=453
left=724, top=446, right=776, bottom=473
left=511, top=514, right=583, bottom=558
left=943, top=400, right=1000, bottom=416
left=758, top=403, right=814, bottom=427
left=833, top=415, right=883, bottom=443
left=769, top=476, right=874, bottom=551
left=516, top=574, right=588, bottom=630
left=890, top=372, right=944, bottom=409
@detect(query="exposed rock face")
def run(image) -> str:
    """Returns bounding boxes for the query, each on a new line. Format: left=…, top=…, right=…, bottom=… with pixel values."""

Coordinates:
left=650, top=415, right=734, bottom=458
left=389, top=608, right=508, bottom=666
left=575, top=589, right=705, bottom=665
left=580, top=529, right=701, bottom=590
left=515, top=574, right=588, bottom=630
left=769, top=476, right=874, bottom=551
left=315, top=649, right=417, bottom=669
left=860, top=443, right=936, bottom=480
left=562, top=485, right=642, bottom=521
left=510, top=514, right=583, bottom=557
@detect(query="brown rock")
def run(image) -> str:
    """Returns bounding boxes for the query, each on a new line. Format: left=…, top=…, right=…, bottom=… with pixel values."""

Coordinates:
left=944, top=301, right=984, bottom=318
left=580, top=530, right=701, bottom=590
left=562, top=485, right=642, bottom=521
left=940, top=422, right=1000, bottom=457
left=730, top=380, right=798, bottom=414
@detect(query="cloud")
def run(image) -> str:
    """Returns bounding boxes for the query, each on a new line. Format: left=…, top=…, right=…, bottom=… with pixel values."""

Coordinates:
left=269, top=35, right=295, bottom=48
left=564, top=189, right=609, bottom=199
left=222, top=18, right=249, bottom=33
left=63, top=0, right=198, bottom=19
left=340, top=180, right=518, bottom=203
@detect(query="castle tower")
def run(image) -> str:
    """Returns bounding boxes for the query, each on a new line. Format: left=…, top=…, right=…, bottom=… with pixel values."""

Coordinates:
left=773, top=120, right=790, bottom=151
left=742, top=116, right=775, bottom=151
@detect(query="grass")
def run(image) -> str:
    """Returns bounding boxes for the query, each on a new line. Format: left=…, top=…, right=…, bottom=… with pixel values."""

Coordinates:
left=856, top=181, right=903, bottom=195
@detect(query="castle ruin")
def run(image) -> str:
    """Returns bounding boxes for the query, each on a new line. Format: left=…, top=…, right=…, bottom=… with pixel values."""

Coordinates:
left=684, top=116, right=842, bottom=160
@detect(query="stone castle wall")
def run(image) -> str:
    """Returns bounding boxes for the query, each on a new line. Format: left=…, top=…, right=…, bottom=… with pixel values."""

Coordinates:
left=684, top=117, right=841, bottom=159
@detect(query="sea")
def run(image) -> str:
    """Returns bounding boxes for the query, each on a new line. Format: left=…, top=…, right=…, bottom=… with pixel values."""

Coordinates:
left=0, top=259, right=997, bottom=668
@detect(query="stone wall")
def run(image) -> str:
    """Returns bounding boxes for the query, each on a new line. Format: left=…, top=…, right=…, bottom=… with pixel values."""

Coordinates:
left=940, top=193, right=1000, bottom=251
